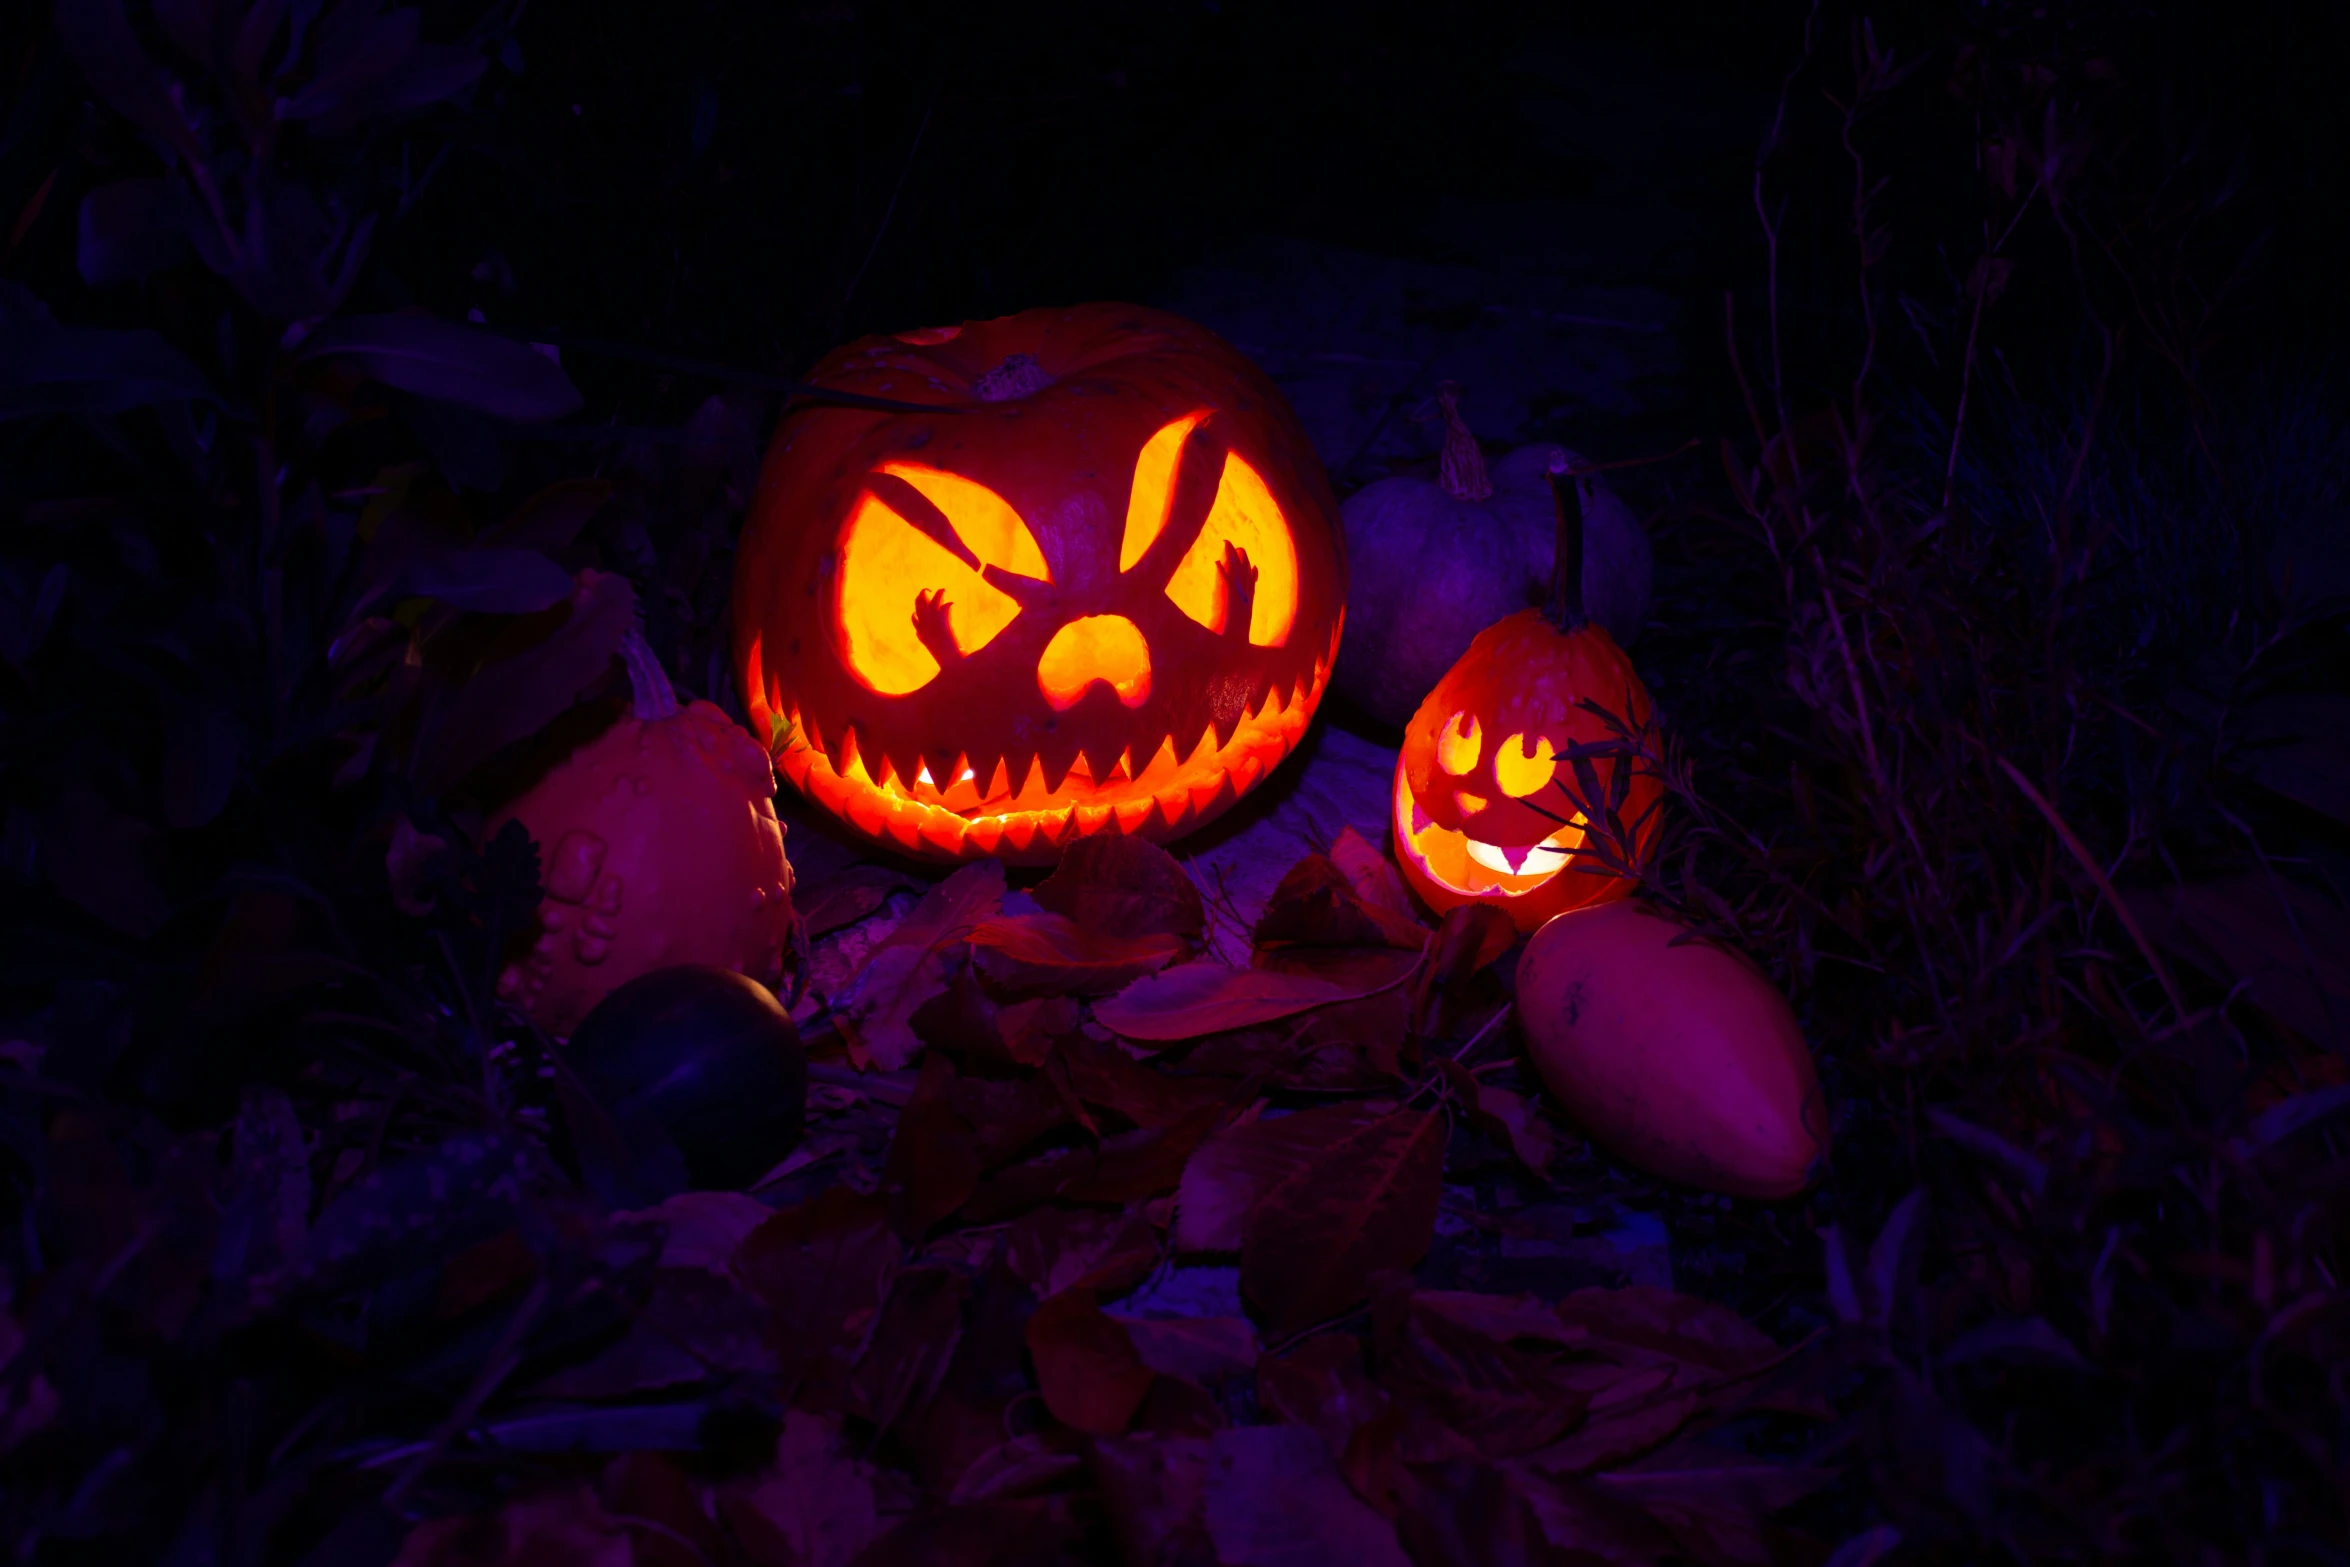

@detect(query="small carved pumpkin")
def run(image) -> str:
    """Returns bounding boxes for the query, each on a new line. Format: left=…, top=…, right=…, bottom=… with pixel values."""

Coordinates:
left=732, top=304, right=1347, bottom=863
left=493, top=633, right=796, bottom=1035
left=1393, top=607, right=1661, bottom=932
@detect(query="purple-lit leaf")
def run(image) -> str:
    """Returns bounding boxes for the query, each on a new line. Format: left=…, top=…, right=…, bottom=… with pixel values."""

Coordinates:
left=394, top=548, right=572, bottom=613
left=299, top=313, right=583, bottom=421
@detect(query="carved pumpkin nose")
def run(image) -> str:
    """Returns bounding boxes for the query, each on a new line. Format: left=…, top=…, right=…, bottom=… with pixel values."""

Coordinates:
left=1037, top=615, right=1152, bottom=710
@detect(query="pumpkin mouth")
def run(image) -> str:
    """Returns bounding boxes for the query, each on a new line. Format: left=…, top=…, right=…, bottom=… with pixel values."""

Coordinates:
left=1395, top=768, right=1590, bottom=895
left=760, top=624, right=1338, bottom=862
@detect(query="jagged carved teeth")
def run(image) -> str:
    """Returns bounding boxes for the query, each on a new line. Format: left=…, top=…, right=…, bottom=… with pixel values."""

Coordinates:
left=1462, top=825, right=1583, bottom=877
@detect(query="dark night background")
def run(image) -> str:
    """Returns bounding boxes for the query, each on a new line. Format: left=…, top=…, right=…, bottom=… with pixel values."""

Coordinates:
left=3, top=1, right=2348, bottom=1563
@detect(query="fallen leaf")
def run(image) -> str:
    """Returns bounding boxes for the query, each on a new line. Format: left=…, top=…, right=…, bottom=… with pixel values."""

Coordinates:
left=1055, top=1034, right=1233, bottom=1129
left=1411, top=904, right=1516, bottom=1038
left=1329, top=826, right=1422, bottom=929
left=883, top=1053, right=984, bottom=1239
left=797, top=863, right=920, bottom=939
left=1243, top=1111, right=1446, bottom=1338
left=731, top=1187, right=901, bottom=1396
left=1204, top=1424, right=1413, bottom=1567
left=912, top=969, right=1064, bottom=1070
left=847, top=1266, right=970, bottom=1437
left=1116, top=1315, right=1261, bottom=1382
left=1553, top=1285, right=1783, bottom=1378
left=1090, top=1435, right=1217, bottom=1567
left=1373, top=1288, right=1595, bottom=1458
left=1255, top=1333, right=1390, bottom=1461
left=526, top=1267, right=771, bottom=1399
left=1005, top=1205, right=1162, bottom=1300
left=965, top=1104, right=1226, bottom=1221
left=1026, top=1286, right=1156, bottom=1435
left=1253, top=853, right=1429, bottom=952
left=839, top=861, right=1006, bottom=1070
left=1440, top=1060, right=1556, bottom=1177
left=1176, top=1015, right=1401, bottom=1093
left=1377, top=1452, right=1555, bottom=1567
left=718, top=1410, right=900, bottom=1567
left=391, top=1483, right=634, bottom=1567
left=1508, top=1469, right=1683, bottom=1566
left=622, top=1190, right=772, bottom=1273
left=1132, top=1372, right=1228, bottom=1438
left=970, top=911, right=1186, bottom=996
left=601, top=1451, right=729, bottom=1567
left=946, top=1435, right=1087, bottom=1505
left=1256, top=945, right=1420, bottom=1075
left=1034, top=834, right=1207, bottom=940
left=851, top=1497, right=1085, bottom=1566
left=1524, top=1385, right=1701, bottom=1476
left=1591, top=1434, right=1836, bottom=1567
left=899, top=1259, right=1042, bottom=1498
left=1095, top=963, right=1354, bottom=1043
left=1175, top=1103, right=1388, bottom=1252
left=1405, top=1289, right=1586, bottom=1348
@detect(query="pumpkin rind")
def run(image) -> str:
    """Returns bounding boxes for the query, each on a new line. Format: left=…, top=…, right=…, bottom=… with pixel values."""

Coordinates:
left=1391, top=607, right=1662, bottom=932
left=491, top=699, right=796, bottom=1037
left=732, top=303, right=1347, bottom=863
left=1517, top=902, right=1828, bottom=1199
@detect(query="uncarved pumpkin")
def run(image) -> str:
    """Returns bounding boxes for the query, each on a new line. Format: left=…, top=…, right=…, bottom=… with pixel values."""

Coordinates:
left=1335, top=383, right=1650, bottom=728
left=493, top=633, right=796, bottom=1036
left=1392, top=608, right=1663, bottom=933
left=732, top=304, right=1347, bottom=864
left=1516, top=901, right=1828, bottom=1199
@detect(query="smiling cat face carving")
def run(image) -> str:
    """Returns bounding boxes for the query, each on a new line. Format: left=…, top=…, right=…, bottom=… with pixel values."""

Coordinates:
left=732, top=305, right=1347, bottom=863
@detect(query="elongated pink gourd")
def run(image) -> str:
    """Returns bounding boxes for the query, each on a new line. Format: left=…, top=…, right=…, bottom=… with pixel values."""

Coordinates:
left=1517, top=902, right=1828, bottom=1199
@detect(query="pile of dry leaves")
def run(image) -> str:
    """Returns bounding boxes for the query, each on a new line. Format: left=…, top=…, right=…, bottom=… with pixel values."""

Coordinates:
left=382, top=830, right=1851, bottom=1567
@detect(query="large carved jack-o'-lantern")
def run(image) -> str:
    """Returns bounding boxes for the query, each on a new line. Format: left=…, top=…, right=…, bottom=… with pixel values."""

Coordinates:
left=734, top=305, right=1347, bottom=863
left=1393, top=469, right=1662, bottom=932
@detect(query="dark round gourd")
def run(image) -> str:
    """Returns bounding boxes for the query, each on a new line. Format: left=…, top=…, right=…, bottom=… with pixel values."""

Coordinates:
left=562, top=965, right=807, bottom=1200
left=1335, top=383, right=1651, bottom=729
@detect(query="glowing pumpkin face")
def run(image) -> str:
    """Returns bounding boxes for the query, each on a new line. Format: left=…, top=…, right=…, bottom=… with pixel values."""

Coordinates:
left=734, top=304, right=1347, bottom=863
left=1393, top=608, right=1662, bottom=932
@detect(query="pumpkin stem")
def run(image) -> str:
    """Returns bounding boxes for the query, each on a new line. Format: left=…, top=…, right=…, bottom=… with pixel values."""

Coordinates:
left=619, top=629, right=680, bottom=722
left=1548, top=451, right=1587, bottom=634
left=1428, top=382, right=1493, bottom=502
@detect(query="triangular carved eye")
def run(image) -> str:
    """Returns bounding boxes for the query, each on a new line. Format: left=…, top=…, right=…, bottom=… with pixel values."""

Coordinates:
left=1117, top=412, right=1299, bottom=646
left=835, top=467, right=1050, bottom=695
left=1119, top=412, right=1208, bottom=571
left=879, top=463, right=1051, bottom=581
